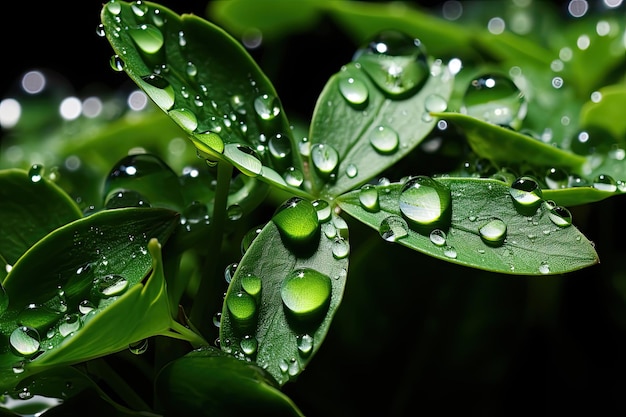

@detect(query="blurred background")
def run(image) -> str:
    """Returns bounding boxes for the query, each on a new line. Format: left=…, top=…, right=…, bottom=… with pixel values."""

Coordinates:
left=2, top=1, right=626, bottom=416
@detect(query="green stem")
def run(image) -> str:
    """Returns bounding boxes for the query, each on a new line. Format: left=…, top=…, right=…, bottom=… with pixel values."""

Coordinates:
left=161, top=320, right=209, bottom=347
left=188, top=160, right=233, bottom=338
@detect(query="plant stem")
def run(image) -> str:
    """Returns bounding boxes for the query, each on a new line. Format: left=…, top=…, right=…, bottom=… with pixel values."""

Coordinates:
left=188, top=160, right=233, bottom=339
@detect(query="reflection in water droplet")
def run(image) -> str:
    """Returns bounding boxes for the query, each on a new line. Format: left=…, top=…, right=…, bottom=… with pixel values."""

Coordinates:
left=312, top=199, right=332, bottom=222
left=281, top=268, right=331, bottom=319
left=59, top=314, right=81, bottom=337
left=539, top=261, right=550, bottom=275
left=369, top=125, right=399, bottom=154
left=425, top=94, right=448, bottom=113
left=332, top=238, right=350, bottom=259
left=545, top=167, right=569, bottom=189
left=169, top=108, right=198, bottom=132
left=240, top=335, right=258, bottom=356
left=379, top=215, right=409, bottom=242
left=462, top=73, right=526, bottom=128
left=28, top=164, right=43, bottom=183
left=399, top=176, right=452, bottom=233
left=353, top=30, right=429, bottom=97
left=284, top=166, right=304, bottom=187
left=223, top=144, right=263, bottom=177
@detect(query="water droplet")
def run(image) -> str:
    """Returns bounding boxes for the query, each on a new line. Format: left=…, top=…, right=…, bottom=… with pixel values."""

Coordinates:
left=273, top=197, right=320, bottom=249
left=224, top=263, right=238, bottom=284
left=28, top=164, right=43, bottom=183
left=332, top=238, right=350, bottom=259
left=96, top=274, right=128, bottom=297
left=169, top=108, right=198, bottom=132
left=105, top=190, right=151, bottom=209
left=399, top=176, right=452, bottom=233
left=241, top=226, right=263, bottom=254
left=338, top=76, right=369, bottom=107
left=254, top=94, right=280, bottom=121
left=281, top=268, right=331, bottom=320
left=345, top=163, right=358, bottom=178
left=240, top=335, right=258, bottom=356
left=312, top=199, right=331, bottom=222
left=128, top=24, right=164, bottom=54
left=570, top=126, right=617, bottom=156
left=509, top=176, right=543, bottom=213
left=223, top=144, right=263, bottom=177
left=58, top=314, right=81, bottom=337
left=369, top=125, right=399, bottom=154
left=545, top=167, right=569, bottom=189
left=181, top=201, right=210, bottom=228
left=539, top=261, right=550, bottom=275
left=462, top=73, right=526, bottom=128
left=283, top=166, right=304, bottom=187
left=110, top=55, right=125, bottom=72
left=443, top=245, right=457, bottom=259
left=379, top=215, right=409, bottom=242
left=140, top=73, right=174, bottom=110
left=227, top=204, right=244, bottom=221
left=547, top=205, right=572, bottom=227
left=241, top=273, right=262, bottom=297
left=429, top=229, right=447, bottom=246
left=359, top=184, right=380, bottom=212
left=593, top=174, right=618, bottom=192
left=353, top=30, right=429, bottom=97
left=479, top=218, right=507, bottom=246
left=10, top=326, right=40, bottom=357
left=129, top=339, right=149, bottom=355
left=107, top=1, right=122, bottom=15
left=268, top=133, right=292, bottom=163
left=78, top=300, right=95, bottom=315
left=297, top=334, right=314, bottom=356
left=131, top=1, right=148, bottom=16
left=186, top=61, right=198, bottom=77
left=310, top=144, right=339, bottom=178
left=424, top=93, right=448, bottom=113
left=226, top=291, right=257, bottom=323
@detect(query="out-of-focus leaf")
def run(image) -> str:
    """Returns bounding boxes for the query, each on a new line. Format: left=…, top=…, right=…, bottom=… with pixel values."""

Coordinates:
left=220, top=198, right=349, bottom=386
left=100, top=1, right=310, bottom=198
left=337, top=177, right=598, bottom=275
left=155, top=346, right=304, bottom=417
left=580, top=84, right=626, bottom=140
left=0, top=169, right=82, bottom=266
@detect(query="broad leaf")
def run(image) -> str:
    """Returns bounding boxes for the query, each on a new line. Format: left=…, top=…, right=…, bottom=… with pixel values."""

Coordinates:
left=0, top=169, right=82, bottom=266
left=580, top=84, right=626, bottom=140
left=100, top=1, right=308, bottom=197
left=0, top=208, right=180, bottom=392
left=220, top=198, right=349, bottom=386
left=309, top=56, right=454, bottom=197
left=155, top=346, right=304, bottom=417
left=336, top=177, right=598, bottom=275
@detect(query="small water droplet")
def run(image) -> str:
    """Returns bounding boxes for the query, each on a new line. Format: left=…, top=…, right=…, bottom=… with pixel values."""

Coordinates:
left=461, top=73, right=526, bottom=128
left=353, top=30, right=429, bottom=97
left=312, top=199, right=332, bottom=222
left=58, top=313, right=82, bottom=337
left=241, top=273, right=262, bottom=297
left=369, top=125, right=399, bottom=154
left=168, top=108, right=198, bottom=132
left=281, top=268, right=331, bottom=320
left=479, top=218, right=507, bottom=246
left=443, top=245, right=457, bottom=259
left=240, top=335, right=258, bottom=356
left=548, top=205, right=573, bottom=227
left=254, top=94, right=280, bottom=121
left=186, top=61, right=198, bottom=77
left=358, top=184, right=380, bottom=212
left=227, top=204, right=244, bottom=221
left=379, top=215, right=409, bottom=242
left=310, top=144, right=339, bottom=178
left=110, top=55, right=125, bottom=72
left=224, top=263, right=238, bottom=284
left=539, top=261, right=550, bottom=275
left=283, top=166, right=304, bottom=187
left=78, top=300, right=95, bottom=315
left=338, top=76, right=369, bottom=107
left=593, top=174, right=618, bottom=192
left=96, top=274, right=128, bottom=297
left=129, top=339, right=149, bottom=355
left=28, top=164, right=43, bottom=183
left=424, top=93, right=448, bottom=113
left=429, top=229, right=447, bottom=246
left=399, top=176, right=452, bottom=233
left=345, top=163, right=358, bottom=178
left=226, top=291, right=257, bottom=323
left=223, top=144, right=263, bottom=177
left=332, top=238, right=350, bottom=259
left=297, top=334, right=314, bottom=356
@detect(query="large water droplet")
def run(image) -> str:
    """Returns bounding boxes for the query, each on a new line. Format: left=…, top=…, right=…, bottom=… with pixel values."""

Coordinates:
left=241, top=274, right=262, bottom=297
left=547, top=205, right=573, bottom=227
left=226, top=291, right=257, bottom=323
left=462, top=73, right=526, bottom=128
left=353, top=30, right=429, bottom=97
left=10, top=326, right=40, bottom=357
left=96, top=274, right=128, bottom=297
left=479, top=218, right=507, bottom=246
left=338, top=76, right=369, bottom=108
left=140, top=73, right=175, bottom=110
left=58, top=313, right=81, bottom=337
left=359, top=184, right=380, bottom=212
left=128, top=24, right=164, bottom=54
left=509, top=176, right=543, bottom=214
left=223, top=144, right=263, bottom=177
left=169, top=108, right=198, bottom=132
left=369, top=125, right=399, bottom=154
left=281, top=268, right=331, bottom=320
left=399, top=176, right=452, bottom=233
left=273, top=197, right=320, bottom=249
left=379, top=215, right=409, bottom=242
left=593, top=174, right=618, bottom=192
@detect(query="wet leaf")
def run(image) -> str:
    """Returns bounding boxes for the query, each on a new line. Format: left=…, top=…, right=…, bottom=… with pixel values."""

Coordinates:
left=337, top=177, right=598, bottom=275
left=219, top=200, right=349, bottom=386
left=309, top=58, right=454, bottom=197
left=100, top=1, right=307, bottom=197
left=0, top=169, right=82, bottom=266
left=155, top=346, right=304, bottom=417
left=0, top=208, right=179, bottom=392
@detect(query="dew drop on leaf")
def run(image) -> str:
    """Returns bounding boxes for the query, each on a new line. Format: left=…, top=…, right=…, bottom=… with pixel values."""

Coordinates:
left=129, top=339, right=149, bottom=355
left=58, top=314, right=81, bottom=337
left=241, top=273, right=262, bottom=297
left=240, top=335, right=258, bottom=356
left=545, top=167, right=569, bottom=189
left=312, top=199, right=331, bottom=222
left=379, top=215, right=409, bottom=242
left=254, top=93, right=280, bottom=121
left=96, top=274, right=128, bottom=297
left=332, top=238, right=350, bottom=259
left=338, top=76, right=369, bottom=107
left=310, top=144, right=339, bottom=178
left=168, top=108, right=198, bottom=132
left=283, top=166, right=304, bottom=187
left=273, top=197, right=320, bottom=246
left=429, top=229, right=447, bottom=246
left=548, top=205, right=573, bottom=227
left=110, top=55, right=125, bottom=72
left=353, top=30, right=429, bottom=97
left=461, top=73, right=526, bottom=128
left=479, top=218, right=507, bottom=246
left=28, top=164, right=43, bottom=183
left=128, top=24, right=164, bottom=54
left=424, top=93, right=448, bottom=113
left=297, top=334, right=314, bottom=356
left=399, top=176, right=452, bottom=233
left=593, top=174, right=618, bottom=192
left=226, top=291, right=257, bottom=324
left=223, top=145, right=263, bottom=177
left=509, top=176, right=543, bottom=212
left=369, top=125, right=399, bottom=154
left=281, top=268, right=331, bottom=320
left=10, top=326, right=40, bottom=357
left=358, top=184, right=380, bottom=212
left=140, top=73, right=174, bottom=110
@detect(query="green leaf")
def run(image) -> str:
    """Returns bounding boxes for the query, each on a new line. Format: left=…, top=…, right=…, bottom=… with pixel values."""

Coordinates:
left=155, top=346, right=304, bottom=417
left=220, top=199, right=349, bottom=386
left=0, top=208, right=180, bottom=392
left=580, top=84, right=626, bottom=140
left=0, top=169, right=82, bottom=266
left=100, top=1, right=308, bottom=197
left=336, top=177, right=598, bottom=275
left=435, top=111, right=588, bottom=172
left=308, top=59, right=454, bottom=197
